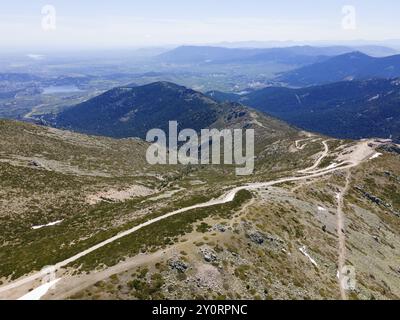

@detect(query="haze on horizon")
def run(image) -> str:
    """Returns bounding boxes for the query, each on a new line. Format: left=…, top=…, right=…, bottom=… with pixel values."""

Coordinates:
left=1, top=0, right=400, bottom=51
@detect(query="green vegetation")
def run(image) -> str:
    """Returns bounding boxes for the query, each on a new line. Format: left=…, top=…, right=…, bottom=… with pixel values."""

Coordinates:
left=318, top=155, right=336, bottom=169
left=128, top=272, right=165, bottom=299
left=196, top=222, right=211, bottom=233
left=70, top=190, right=252, bottom=271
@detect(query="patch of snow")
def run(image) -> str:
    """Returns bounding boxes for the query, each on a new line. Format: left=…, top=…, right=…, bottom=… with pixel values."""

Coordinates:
left=18, top=279, right=60, bottom=300
left=299, top=246, right=318, bottom=267
left=369, top=153, right=382, bottom=160
left=32, top=220, right=63, bottom=230
left=318, top=206, right=327, bottom=212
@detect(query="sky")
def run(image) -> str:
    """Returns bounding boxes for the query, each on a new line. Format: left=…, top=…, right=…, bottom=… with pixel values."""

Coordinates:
left=1, top=0, right=400, bottom=50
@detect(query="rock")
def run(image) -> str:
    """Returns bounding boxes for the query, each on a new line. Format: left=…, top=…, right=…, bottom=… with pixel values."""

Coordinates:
left=99, top=196, right=115, bottom=203
left=200, top=247, right=218, bottom=263
left=247, top=230, right=285, bottom=252
left=213, top=224, right=226, bottom=233
left=248, top=231, right=265, bottom=245
left=265, top=234, right=284, bottom=244
left=169, top=260, right=188, bottom=273
left=28, top=160, right=41, bottom=167
left=383, top=171, right=400, bottom=183
left=354, top=186, right=391, bottom=208
left=378, top=143, right=400, bottom=155
left=383, top=171, right=392, bottom=177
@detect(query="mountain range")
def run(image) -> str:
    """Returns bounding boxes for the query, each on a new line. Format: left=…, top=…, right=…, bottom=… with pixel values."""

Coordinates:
left=45, top=77, right=400, bottom=143
left=156, top=45, right=398, bottom=66
left=49, top=81, right=293, bottom=140
left=207, top=78, right=400, bottom=142
left=156, top=45, right=358, bottom=66
left=277, top=52, right=400, bottom=86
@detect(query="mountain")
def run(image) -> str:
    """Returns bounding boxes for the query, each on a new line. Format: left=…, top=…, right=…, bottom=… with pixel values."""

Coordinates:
left=277, top=52, right=400, bottom=86
left=50, top=81, right=295, bottom=140
left=155, top=45, right=367, bottom=66
left=209, top=78, right=400, bottom=142
left=211, top=41, right=398, bottom=56
left=355, top=45, right=399, bottom=57
left=51, top=82, right=222, bottom=138
left=156, top=45, right=399, bottom=66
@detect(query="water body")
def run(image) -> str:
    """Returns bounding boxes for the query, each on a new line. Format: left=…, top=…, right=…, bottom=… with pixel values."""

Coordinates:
left=42, top=85, right=82, bottom=94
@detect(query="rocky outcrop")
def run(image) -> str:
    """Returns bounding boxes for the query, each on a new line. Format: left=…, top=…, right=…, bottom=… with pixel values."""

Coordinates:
left=248, top=231, right=265, bottom=245
left=247, top=229, right=286, bottom=251
left=378, top=143, right=400, bottom=155
left=199, top=247, right=218, bottom=263
left=213, top=224, right=227, bottom=233
left=169, top=260, right=189, bottom=273
left=355, top=186, right=391, bottom=208
left=355, top=186, right=399, bottom=217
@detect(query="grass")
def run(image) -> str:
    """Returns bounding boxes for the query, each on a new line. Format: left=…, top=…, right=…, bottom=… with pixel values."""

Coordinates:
left=0, top=120, right=245, bottom=279
left=69, top=190, right=252, bottom=271
left=196, top=222, right=211, bottom=233
left=0, top=183, right=229, bottom=279
left=318, top=155, right=336, bottom=169
left=128, top=272, right=165, bottom=299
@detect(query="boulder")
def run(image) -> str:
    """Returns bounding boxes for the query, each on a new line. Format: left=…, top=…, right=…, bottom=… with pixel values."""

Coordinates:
left=213, top=224, right=226, bottom=233
left=248, top=231, right=265, bottom=245
left=200, top=247, right=218, bottom=263
left=169, top=260, right=188, bottom=273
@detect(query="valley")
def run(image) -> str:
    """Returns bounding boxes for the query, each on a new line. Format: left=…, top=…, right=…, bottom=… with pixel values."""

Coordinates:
left=0, top=42, right=400, bottom=302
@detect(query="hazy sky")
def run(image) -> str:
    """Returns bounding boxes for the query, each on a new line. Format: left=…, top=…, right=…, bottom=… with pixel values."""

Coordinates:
left=1, top=0, right=399, bottom=50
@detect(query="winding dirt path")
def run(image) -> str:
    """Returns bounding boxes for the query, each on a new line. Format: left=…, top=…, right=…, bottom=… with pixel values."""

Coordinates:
left=336, top=170, right=351, bottom=300
left=297, top=140, right=330, bottom=174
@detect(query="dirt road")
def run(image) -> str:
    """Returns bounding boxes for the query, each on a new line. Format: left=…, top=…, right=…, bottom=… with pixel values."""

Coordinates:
left=336, top=170, right=351, bottom=300
left=297, top=140, right=329, bottom=174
